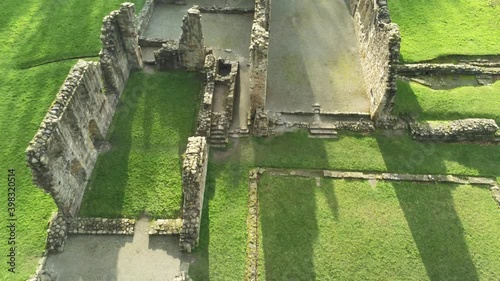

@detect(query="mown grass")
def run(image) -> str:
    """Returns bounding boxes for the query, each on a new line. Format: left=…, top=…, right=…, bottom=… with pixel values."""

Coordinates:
left=394, top=80, right=500, bottom=123
left=388, top=0, right=500, bottom=62
left=189, top=132, right=500, bottom=280
left=0, top=0, right=144, bottom=279
left=79, top=71, right=202, bottom=218
left=257, top=176, right=500, bottom=280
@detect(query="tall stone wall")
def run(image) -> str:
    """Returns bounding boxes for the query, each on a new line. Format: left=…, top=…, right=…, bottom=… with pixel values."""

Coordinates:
left=350, top=0, right=401, bottom=120
left=179, top=137, right=209, bottom=252
left=179, top=6, right=206, bottom=71
left=249, top=0, right=270, bottom=136
left=100, top=3, right=143, bottom=98
left=26, top=60, right=115, bottom=218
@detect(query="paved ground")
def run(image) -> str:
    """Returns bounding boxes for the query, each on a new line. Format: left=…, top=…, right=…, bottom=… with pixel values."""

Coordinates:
left=44, top=218, right=190, bottom=281
left=265, top=0, right=370, bottom=113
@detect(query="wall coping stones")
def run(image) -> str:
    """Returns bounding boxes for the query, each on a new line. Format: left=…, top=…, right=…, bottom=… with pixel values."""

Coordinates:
left=399, top=63, right=500, bottom=76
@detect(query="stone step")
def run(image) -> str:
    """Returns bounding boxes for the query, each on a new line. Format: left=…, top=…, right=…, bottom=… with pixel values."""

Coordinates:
left=308, top=134, right=339, bottom=139
left=209, top=134, right=227, bottom=139
left=309, top=128, right=338, bottom=135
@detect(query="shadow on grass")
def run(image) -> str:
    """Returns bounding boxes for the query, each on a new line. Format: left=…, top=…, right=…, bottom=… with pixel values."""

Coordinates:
left=378, top=137, right=480, bottom=280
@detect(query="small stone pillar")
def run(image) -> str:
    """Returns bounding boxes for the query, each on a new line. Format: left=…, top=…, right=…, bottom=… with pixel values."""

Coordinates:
left=180, top=137, right=209, bottom=252
left=179, top=6, right=206, bottom=71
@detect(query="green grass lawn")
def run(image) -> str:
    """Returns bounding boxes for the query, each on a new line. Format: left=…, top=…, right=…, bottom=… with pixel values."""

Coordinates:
left=388, top=0, right=500, bottom=62
left=394, top=80, right=500, bottom=123
left=79, top=71, right=202, bottom=218
left=189, top=132, right=500, bottom=280
left=0, top=0, right=144, bottom=279
left=257, top=175, right=500, bottom=280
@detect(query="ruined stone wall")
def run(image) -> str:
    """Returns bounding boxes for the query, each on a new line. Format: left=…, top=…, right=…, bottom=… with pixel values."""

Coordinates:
left=179, top=6, right=206, bottom=71
left=100, top=3, right=143, bottom=98
left=196, top=54, right=216, bottom=137
left=410, top=119, right=500, bottom=142
left=26, top=60, right=115, bottom=219
left=136, top=0, right=156, bottom=35
left=249, top=0, right=270, bottom=113
left=180, top=137, right=209, bottom=252
left=155, top=40, right=182, bottom=70
left=350, top=0, right=401, bottom=120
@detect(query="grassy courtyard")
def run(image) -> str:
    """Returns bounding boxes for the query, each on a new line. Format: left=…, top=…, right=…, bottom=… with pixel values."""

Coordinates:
left=189, top=132, right=500, bottom=280
left=257, top=175, right=500, bottom=280
left=0, top=0, right=144, bottom=279
left=394, top=80, right=500, bottom=123
left=79, top=71, right=202, bottom=218
left=388, top=0, right=500, bottom=62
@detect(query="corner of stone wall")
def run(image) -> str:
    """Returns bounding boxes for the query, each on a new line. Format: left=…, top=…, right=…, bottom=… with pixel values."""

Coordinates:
left=179, top=136, right=209, bottom=252
left=46, top=212, right=70, bottom=253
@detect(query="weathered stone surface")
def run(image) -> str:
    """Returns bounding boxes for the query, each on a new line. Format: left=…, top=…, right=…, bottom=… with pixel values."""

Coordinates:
left=253, top=109, right=269, bottom=136
left=249, top=0, right=270, bottom=127
left=179, top=6, right=206, bottom=71
left=100, top=3, right=143, bottom=97
left=398, top=63, right=500, bottom=76
left=68, top=217, right=135, bottom=235
left=26, top=60, right=114, bottom=218
left=180, top=137, right=209, bottom=252
left=173, top=271, right=193, bottom=281
left=46, top=213, right=69, bottom=253
left=350, top=0, right=401, bottom=120
left=149, top=219, right=183, bottom=235
left=410, top=119, right=499, bottom=142
left=155, top=40, right=182, bottom=70
left=245, top=169, right=263, bottom=281
left=136, top=0, right=155, bottom=36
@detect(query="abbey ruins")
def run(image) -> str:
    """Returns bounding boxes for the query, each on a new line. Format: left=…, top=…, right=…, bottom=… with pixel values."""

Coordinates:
left=24, top=0, right=500, bottom=280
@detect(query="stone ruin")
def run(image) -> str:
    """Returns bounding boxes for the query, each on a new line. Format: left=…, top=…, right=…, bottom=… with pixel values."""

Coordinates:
left=26, top=3, right=143, bottom=253
left=25, top=1, right=500, bottom=278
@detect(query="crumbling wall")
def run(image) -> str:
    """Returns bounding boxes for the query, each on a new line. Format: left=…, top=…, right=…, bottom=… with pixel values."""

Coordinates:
left=26, top=60, right=115, bottom=219
left=249, top=0, right=270, bottom=136
left=155, top=40, right=182, bottom=70
left=196, top=54, right=216, bottom=137
left=180, top=137, right=209, bottom=252
left=179, top=6, right=206, bottom=71
left=136, top=0, right=156, bottom=35
left=350, top=0, right=401, bottom=120
left=410, top=119, right=499, bottom=142
left=100, top=3, right=143, bottom=98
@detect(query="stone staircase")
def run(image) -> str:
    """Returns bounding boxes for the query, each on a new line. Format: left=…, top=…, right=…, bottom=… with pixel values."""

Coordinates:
left=308, top=124, right=338, bottom=139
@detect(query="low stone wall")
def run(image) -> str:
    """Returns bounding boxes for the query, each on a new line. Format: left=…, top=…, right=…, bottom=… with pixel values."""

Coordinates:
left=350, top=0, right=401, bottom=120
left=245, top=169, right=262, bottom=281
left=180, top=137, right=209, bottom=252
left=136, top=0, right=155, bottom=35
left=26, top=60, right=114, bottom=219
left=139, top=37, right=168, bottom=47
left=398, top=63, right=500, bottom=76
left=68, top=218, right=135, bottom=235
left=215, top=59, right=239, bottom=126
left=410, top=119, right=499, bottom=142
left=199, top=6, right=254, bottom=14
left=249, top=0, right=270, bottom=136
left=149, top=219, right=183, bottom=235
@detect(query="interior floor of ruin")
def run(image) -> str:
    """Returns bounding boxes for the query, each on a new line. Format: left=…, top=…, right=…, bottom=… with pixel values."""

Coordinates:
left=265, top=0, right=370, bottom=114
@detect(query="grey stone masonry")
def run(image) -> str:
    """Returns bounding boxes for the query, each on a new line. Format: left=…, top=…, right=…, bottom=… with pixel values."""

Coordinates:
left=155, top=40, right=182, bottom=70
left=410, top=119, right=499, bottom=142
left=46, top=213, right=69, bottom=253
left=196, top=53, right=216, bottom=137
left=250, top=0, right=270, bottom=136
left=179, top=6, right=206, bottom=71
left=351, top=0, right=401, bottom=121
left=100, top=3, right=143, bottom=97
left=180, top=137, right=209, bottom=252
left=26, top=60, right=115, bottom=218
left=136, top=0, right=155, bottom=36
left=68, top=218, right=135, bottom=235
left=398, top=63, right=500, bottom=76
